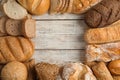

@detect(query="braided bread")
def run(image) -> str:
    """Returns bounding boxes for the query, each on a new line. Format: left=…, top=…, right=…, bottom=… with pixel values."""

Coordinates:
left=0, top=36, right=34, bottom=64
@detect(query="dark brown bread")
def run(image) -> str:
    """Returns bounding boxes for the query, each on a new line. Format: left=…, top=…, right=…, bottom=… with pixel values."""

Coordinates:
left=35, top=62, right=60, bottom=80
left=0, top=36, right=34, bottom=64
left=85, top=0, right=120, bottom=28
left=6, top=19, right=22, bottom=36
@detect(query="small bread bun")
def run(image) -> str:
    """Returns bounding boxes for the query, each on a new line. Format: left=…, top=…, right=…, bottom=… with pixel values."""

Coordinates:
left=108, top=60, right=120, bottom=75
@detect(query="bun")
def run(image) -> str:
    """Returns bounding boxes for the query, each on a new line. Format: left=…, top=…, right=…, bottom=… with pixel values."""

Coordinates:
left=108, top=60, right=120, bottom=75
left=3, top=0, right=28, bottom=20
left=1, top=61, right=27, bottom=80
left=62, top=63, right=97, bottom=80
left=85, top=0, right=120, bottom=28
left=84, top=20, right=120, bottom=44
left=17, top=0, right=50, bottom=15
left=0, top=36, right=34, bottom=64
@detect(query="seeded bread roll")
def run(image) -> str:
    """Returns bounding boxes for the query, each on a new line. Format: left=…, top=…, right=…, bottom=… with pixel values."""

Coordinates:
left=6, top=19, right=22, bottom=36
left=85, top=0, right=120, bottom=28
left=0, top=36, right=34, bottom=64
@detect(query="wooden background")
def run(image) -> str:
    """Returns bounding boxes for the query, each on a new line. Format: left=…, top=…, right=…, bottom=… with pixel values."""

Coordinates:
left=32, top=14, right=88, bottom=65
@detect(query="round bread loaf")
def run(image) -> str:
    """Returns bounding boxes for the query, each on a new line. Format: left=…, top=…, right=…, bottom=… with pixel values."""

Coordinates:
left=108, top=60, right=120, bottom=75
left=17, top=0, right=50, bottom=15
left=1, top=61, right=27, bottom=80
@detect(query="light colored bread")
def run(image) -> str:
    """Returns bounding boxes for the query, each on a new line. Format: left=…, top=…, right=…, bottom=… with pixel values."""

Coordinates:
left=17, top=0, right=50, bottom=15
left=62, top=63, right=97, bottom=80
left=108, top=60, right=120, bottom=75
left=22, top=16, right=36, bottom=38
left=0, top=36, right=34, bottom=64
left=5, top=19, right=22, bottom=36
left=0, top=16, right=8, bottom=34
left=35, top=62, right=60, bottom=80
left=3, top=0, right=28, bottom=20
left=86, top=42, right=120, bottom=62
left=92, top=62, right=113, bottom=80
left=1, top=61, right=27, bottom=80
left=84, top=20, right=120, bottom=44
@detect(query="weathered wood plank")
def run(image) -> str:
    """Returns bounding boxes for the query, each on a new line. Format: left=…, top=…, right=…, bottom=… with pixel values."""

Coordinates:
left=33, top=13, right=84, bottom=20
left=33, top=50, right=85, bottom=64
left=33, top=20, right=87, bottom=49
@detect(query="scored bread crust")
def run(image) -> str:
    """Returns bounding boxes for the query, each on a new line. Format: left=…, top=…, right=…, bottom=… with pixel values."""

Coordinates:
left=22, top=18, right=36, bottom=38
left=5, top=19, right=22, bottom=36
left=3, top=0, right=28, bottom=20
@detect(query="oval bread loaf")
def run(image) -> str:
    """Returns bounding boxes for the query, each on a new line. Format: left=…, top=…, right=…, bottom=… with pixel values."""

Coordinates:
left=0, top=36, right=34, bottom=64
left=1, top=61, right=27, bottom=80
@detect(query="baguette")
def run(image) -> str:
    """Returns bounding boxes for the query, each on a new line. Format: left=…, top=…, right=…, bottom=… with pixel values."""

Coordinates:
left=85, top=20, right=120, bottom=44
left=3, top=0, right=28, bottom=20
left=92, top=62, right=113, bottom=80
left=0, top=36, right=34, bottom=64
left=86, top=42, right=120, bottom=62
left=6, top=19, right=22, bottom=36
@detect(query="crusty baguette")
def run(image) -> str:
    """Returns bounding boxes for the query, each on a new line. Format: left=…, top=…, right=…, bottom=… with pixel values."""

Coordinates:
left=92, top=62, right=113, bottom=80
left=6, top=19, right=22, bottom=36
left=0, top=16, right=8, bottom=34
left=0, top=36, right=34, bottom=64
left=84, top=20, right=120, bottom=44
left=3, top=0, right=27, bottom=20
left=22, top=18, right=36, bottom=38
left=86, top=42, right=120, bottom=62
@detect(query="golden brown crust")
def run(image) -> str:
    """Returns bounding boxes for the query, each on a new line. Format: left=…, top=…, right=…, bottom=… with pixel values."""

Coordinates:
left=84, top=20, right=120, bottom=44
left=35, top=62, right=60, bottom=80
left=92, top=62, right=113, bottom=80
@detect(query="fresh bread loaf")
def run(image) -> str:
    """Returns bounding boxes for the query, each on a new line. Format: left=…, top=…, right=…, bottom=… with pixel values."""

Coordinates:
left=3, top=0, right=28, bottom=20
left=1, top=61, right=28, bottom=80
left=86, top=42, right=120, bottom=62
left=50, top=0, right=102, bottom=14
left=108, top=60, right=120, bottom=75
left=85, top=0, right=120, bottom=28
left=62, top=63, right=97, bottom=80
left=0, top=36, right=34, bottom=64
left=92, top=62, right=113, bottom=80
left=84, top=20, right=120, bottom=44
left=17, top=0, right=50, bottom=15
left=35, top=62, right=61, bottom=80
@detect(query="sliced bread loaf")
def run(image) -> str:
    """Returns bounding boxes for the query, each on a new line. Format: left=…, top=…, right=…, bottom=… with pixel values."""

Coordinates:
left=3, top=0, right=28, bottom=20
left=6, top=19, right=22, bottom=36
left=22, top=18, right=36, bottom=38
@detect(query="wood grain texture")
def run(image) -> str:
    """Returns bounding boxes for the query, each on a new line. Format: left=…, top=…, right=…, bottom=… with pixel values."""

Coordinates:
left=33, top=20, right=88, bottom=49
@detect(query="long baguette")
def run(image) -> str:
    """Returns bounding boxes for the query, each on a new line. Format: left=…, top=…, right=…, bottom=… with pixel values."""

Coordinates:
left=85, top=20, right=120, bottom=44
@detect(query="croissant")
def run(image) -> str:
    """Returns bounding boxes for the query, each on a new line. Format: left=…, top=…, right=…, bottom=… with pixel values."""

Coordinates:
left=0, top=36, right=34, bottom=64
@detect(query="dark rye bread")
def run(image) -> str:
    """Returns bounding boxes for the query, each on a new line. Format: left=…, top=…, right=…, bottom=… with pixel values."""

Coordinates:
left=85, top=0, right=120, bottom=28
left=6, top=19, right=22, bottom=36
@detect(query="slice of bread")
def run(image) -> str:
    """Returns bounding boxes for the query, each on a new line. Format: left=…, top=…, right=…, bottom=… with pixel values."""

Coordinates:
left=22, top=19, right=36, bottom=38
left=3, top=0, right=28, bottom=20
left=6, top=19, right=22, bottom=36
left=0, top=16, right=8, bottom=34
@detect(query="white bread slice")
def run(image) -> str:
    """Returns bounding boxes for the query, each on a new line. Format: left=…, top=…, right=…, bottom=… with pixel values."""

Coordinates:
left=3, top=0, right=28, bottom=20
left=22, top=18, right=36, bottom=38
left=6, top=19, right=22, bottom=36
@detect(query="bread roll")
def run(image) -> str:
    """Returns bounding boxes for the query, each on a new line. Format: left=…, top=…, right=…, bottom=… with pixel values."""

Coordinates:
left=0, top=36, right=34, bottom=64
left=1, top=61, right=27, bottom=80
left=86, top=42, right=120, bottom=62
left=17, top=0, right=50, bottom=15
left=108, top=60, right=120, bottom=75
left=3, top=0, right=28, bottom=20
left=35, top=62, right=61, bottom=80
left=62, top=63, right=96, bottom=80
left=85, top=20, right=120, bottom=44
left=85, top=0, right=120, bottom=28
left=92, top=62, right=113, bottom=80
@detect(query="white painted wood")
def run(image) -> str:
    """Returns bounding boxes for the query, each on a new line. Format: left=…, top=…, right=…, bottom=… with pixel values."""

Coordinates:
left=33, top=20, right=88, bottom=49
left=33, top=13, right=84, bottom=20
left=33, top=50, right=85, bottom=65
